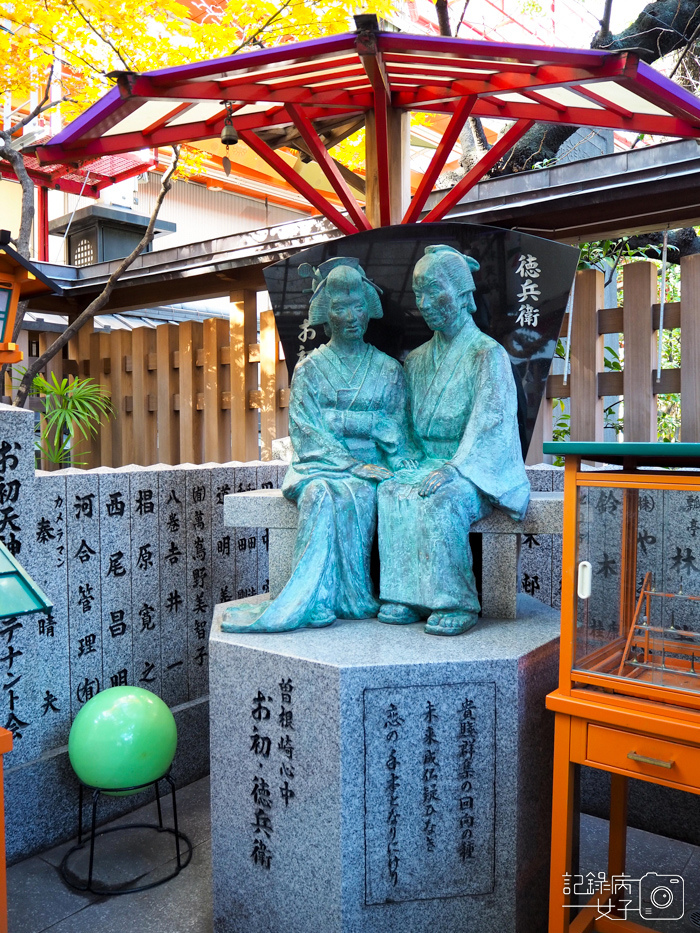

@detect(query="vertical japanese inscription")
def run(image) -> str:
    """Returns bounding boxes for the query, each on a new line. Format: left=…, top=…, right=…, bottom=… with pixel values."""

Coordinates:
left=364, top=682, right=495, bottom=904
left=100, top=472, right=133, bottom=691
left=30, top=475, right=70, bottom=752
left=249, top=676, right=297, bottom=871
left=186, top=469, right=212, bottom=699
left=158, top=470, right=188, bottom=707
left=131, top=471, right=161, bottom=697
left=384, top=703, right=404, bottom=888
left=66, top=473, right=102, bottom=718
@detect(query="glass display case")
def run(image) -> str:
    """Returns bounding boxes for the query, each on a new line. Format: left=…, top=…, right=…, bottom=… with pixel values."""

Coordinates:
left=550, top=442, right=700, bottom=709
left=543, top=442, right=700, bottom=933
left=574, top=477, right=700, bottom=700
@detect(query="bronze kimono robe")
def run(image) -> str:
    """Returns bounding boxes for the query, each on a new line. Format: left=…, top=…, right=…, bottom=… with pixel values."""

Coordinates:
left=378, top=320, right=530, bottom=614
left=222, top=342, right=413, bottom=632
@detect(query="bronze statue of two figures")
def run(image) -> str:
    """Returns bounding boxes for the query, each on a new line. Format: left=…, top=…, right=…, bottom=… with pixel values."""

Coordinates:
left=222, top=245, right=530, bottom=638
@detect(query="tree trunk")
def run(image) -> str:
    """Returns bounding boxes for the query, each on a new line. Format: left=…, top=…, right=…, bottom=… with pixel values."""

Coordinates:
left=13, top=151, right=180, bottom=408
left=497, top=0, right=700, bottom=175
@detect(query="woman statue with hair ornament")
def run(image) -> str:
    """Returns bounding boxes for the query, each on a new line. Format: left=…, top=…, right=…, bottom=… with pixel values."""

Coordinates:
left=222, top=259, right=416, bottom=634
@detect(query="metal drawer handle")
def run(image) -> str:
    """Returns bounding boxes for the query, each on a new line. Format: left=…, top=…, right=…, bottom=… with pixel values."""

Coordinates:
left=627, top=751, right=674, bottom=770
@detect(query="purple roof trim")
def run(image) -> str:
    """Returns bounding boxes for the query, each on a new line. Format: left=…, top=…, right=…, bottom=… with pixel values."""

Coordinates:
left=146, top=33, right=357, bottom=83
left=378, top=31, right=618, bottom=66
left=634, top=60, right=700, bottom=122
left=48, top=86, right=124, bottom=148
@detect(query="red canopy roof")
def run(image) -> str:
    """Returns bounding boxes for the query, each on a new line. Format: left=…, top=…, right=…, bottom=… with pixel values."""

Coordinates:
left=36, top=27, right=700, bottom=229
left=2, top=139, right=155, bottom=197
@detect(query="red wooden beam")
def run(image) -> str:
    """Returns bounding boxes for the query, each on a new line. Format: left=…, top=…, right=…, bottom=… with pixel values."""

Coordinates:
left=129, top=75, right=371, bottom=113
left=378, top=32, right=624, bottom=69
left=570, top=85, right=633, bottom=120
left=422, top=118, right=535, bottom=223
left=142, top=102, right=193, bottom=136
left=37, top=103, right=363, bottom=162
left=218, top=55, right=360, bottom=91
left=466, top=99, right=700, bottom=137
left=271, top=68, right=368, bottom=93
left=370, top=70, right=391, bottom=226
left=522, top=90, right=568, bottom=112
left=145, top=33, right=357, bottom=86
left=392, top=57, right=633, bottom=109
left=286, top=103, right=372, bottom=231
left=237, top=129, right=358, bottom=236
left=629, top=62, right=700, bottom=125
left=402, top=95, right=476, bottom=224
left=384, top=52, right=536, bottom=75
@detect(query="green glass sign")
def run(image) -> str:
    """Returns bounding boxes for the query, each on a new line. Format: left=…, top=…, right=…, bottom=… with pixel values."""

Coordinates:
left=0, top=283, right=11, bottom=338
left=0, top=541, right=53, bottom=618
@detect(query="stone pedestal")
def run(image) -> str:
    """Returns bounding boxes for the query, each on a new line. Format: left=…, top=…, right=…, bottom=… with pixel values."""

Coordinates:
left=210, top=594, right=560, bottom=933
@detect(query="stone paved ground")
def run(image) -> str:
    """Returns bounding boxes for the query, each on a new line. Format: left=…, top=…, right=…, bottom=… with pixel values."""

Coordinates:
left=7, top=775, right=700, bottom=933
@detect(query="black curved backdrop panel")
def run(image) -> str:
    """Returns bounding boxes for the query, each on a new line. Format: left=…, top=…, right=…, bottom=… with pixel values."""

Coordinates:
left=264, top=223, right=580, bottom=457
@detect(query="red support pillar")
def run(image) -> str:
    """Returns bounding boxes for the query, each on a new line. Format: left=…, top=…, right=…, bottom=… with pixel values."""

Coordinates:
left=238, top=130, right=359, bottom=236
left=422, top=118, right=535, bottom=224
left=402, top=96, right=476, bottom=224
left=286, top=103, right=372, bottom=231
left=37, top=187, right=49, bottom=262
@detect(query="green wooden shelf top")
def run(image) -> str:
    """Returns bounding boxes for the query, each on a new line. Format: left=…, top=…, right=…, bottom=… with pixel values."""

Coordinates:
left=543, top=441, right=700, bottom=467
left=0, top=540, right=53, bottom=619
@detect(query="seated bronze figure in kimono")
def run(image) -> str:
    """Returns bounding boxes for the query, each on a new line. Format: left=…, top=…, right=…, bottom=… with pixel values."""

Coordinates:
left=377, top=245, right=530, bottom=636
left=222, top=258, right=414, bottom=634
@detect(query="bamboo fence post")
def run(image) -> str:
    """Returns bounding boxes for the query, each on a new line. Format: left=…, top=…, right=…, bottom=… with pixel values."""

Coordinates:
left=570, top=268, right=604, bottom=442
left=178, top=320, right=204, bottom=464
left=109, top=329, right=133, bottom=467
left=230, top=290, right=259, bottom=461
left=623, top=261, right=656, bottom=442
left=131, top=326, right=158, bottom=466
left=155, top=323, right=180, bottom=465
left=203, top=317, right=231, bottom=463
left=681, top=254, right=700, bottom=442
left=92, top=330, right=112, bottom=468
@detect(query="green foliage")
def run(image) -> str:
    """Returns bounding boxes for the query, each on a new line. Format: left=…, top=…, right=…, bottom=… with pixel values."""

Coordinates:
left=19, top=371, right=114, bottom=466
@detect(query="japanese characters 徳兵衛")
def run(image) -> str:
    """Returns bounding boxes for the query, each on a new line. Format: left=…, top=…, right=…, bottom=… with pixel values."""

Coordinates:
left=221, top=258, right=416, bottom=634
left=377, top=244, right=530, bottom=636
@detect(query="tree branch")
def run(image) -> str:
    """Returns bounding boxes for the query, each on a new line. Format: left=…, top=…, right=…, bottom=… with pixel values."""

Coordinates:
left=229, top=0, right=295, bottom=55
left=69, top=0, right=134, bottom=71
left=13, top=148, right=181, bottom=409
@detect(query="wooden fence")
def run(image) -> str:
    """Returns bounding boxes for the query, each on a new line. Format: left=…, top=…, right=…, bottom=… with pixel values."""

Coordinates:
left=527, top=253, right=700, bottom=461
left=13, top=289, right=289, bottom=469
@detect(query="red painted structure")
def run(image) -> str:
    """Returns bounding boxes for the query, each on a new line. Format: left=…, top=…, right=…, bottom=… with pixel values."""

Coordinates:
left=0, top=143, right=155, bottom=198
left=35, top=28, right=700, bottom=231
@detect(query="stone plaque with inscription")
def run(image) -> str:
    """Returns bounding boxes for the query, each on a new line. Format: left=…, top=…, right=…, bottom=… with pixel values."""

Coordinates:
left=211, top=597, right=560, bottom=933
left=364, top=682, right=495, bottom=904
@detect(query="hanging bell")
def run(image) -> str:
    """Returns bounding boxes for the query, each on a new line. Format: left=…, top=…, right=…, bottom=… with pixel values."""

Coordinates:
left=221, top=122, right=238, bottom=147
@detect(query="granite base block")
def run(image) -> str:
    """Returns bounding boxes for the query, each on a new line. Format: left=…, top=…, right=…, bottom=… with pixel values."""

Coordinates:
left=4, top=696, right=210, bottom=865
left=210, top=594, right=560, bottom=933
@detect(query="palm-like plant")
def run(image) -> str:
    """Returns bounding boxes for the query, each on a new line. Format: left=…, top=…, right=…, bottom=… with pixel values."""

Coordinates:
left=25, top=372, right=114, bottom=466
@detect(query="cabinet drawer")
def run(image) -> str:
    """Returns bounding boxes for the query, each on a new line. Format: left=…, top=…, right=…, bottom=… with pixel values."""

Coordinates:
left=587, top=724, right=700, bottom=790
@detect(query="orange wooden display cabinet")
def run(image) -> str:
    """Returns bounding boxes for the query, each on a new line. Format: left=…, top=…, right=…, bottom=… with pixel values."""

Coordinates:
left=544, top=442, right=700, bottom=933
left=0, top=726, right=11, bottom=933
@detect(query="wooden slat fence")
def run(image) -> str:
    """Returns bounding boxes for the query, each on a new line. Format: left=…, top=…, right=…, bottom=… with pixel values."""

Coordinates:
left=16, top=288, right=289, bottom=469
left=527, top=253, right=700, bottom=461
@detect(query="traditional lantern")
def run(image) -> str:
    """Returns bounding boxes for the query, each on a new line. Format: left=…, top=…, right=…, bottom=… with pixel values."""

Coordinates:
left=0, top=230, right=62, bottom=365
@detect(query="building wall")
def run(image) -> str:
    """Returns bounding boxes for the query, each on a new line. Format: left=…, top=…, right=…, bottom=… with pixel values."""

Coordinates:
left=46, top=173, right=308, bottom=262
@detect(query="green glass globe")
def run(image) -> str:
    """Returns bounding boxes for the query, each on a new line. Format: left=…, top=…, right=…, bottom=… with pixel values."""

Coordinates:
left=68, top=686, right=177, bottom=796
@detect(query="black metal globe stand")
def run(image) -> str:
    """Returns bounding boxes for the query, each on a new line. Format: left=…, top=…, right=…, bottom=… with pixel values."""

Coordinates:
left=60, top=771, right=193, bottom=895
